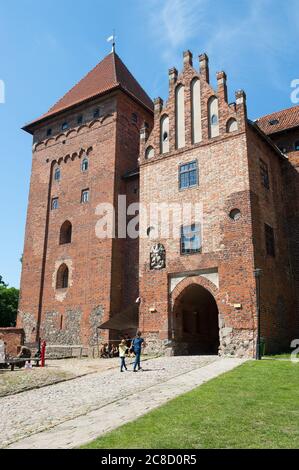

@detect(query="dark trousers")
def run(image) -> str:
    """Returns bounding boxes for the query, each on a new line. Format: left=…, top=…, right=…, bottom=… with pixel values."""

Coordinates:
left=120, top=357, right=127, bottom=371
left=133, top=350, right=141, bottom=370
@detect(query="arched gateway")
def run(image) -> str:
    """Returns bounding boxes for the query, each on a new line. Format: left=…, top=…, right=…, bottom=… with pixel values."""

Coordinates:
left=172, top=278, right=220, bottom=355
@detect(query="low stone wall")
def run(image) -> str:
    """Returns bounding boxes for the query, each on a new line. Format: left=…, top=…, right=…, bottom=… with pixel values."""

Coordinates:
left=144, top=332, right=172, bottom=355
left=45, top=345, right=98, bottom=359
left=144, top=328, right=255, bottom=358
left=219, top=327, right=255, bottom=358
left=0, top=328, right=25, bottom=356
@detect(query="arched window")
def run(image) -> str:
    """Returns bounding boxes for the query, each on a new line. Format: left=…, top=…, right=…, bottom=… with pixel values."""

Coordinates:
left=81, top=157, right=89, bottom=172
left=208, top=96, right=219, bottom=138
left=160, top=115, right=169, bottom=154
left=175, top=84, right=185, bottom=149
left=56, top=264, right=69, bottom=289
left=294, top=141, right=299, bottom=151
left=191, top=78, right=202, bottom=144
left=145, top=146, right=154, bottom=159
left=59, top=221, right=72, bottom=245
left=54, top=167, right=61, bottom=181
left=226, top=118, right=238, bottom=133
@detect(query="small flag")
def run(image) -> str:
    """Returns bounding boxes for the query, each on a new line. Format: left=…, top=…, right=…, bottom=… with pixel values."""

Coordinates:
left=107, top=35, right=114, bottom=43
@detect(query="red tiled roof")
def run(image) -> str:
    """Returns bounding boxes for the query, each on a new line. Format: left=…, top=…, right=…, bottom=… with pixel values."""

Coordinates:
left=24, top=52, right=153, bottom=131
left=256, top=105, right=299, bottom=135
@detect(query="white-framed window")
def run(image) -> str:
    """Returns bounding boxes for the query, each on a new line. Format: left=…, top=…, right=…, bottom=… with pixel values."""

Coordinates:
left=180, top=223, right=201, bottom=254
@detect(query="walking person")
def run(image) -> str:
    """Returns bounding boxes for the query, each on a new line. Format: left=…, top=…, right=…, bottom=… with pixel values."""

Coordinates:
left=132, top=331, right=145, bottom=372
left=119, top=339, right=128, bottom=372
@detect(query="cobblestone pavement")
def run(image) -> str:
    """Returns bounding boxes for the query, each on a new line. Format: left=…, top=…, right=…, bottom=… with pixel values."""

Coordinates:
left=0, top=358, right=120, bottom=398
left=0, top=368, right=75, bottom=398
left=0, top=356, right=244, bottom=449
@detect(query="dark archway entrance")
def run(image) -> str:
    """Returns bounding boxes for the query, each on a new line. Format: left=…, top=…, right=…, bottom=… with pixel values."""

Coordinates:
left=173, top=284, right=220, bottom=355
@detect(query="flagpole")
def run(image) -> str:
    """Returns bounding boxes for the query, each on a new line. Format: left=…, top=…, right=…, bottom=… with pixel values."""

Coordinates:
left=107, top=31, right=116, bottom=53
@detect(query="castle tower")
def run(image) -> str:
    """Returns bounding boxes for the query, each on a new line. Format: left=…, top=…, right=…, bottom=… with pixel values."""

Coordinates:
left=18, top=52, right=153, bottom=349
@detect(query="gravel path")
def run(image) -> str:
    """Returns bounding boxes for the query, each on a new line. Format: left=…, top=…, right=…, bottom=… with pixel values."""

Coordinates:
left=0, top=355, right=235, bottom=448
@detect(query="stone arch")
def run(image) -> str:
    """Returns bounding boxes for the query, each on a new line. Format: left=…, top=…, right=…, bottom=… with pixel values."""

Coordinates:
left=172, top=275, right=219, bottom=308
left=171, top=276, right=220, bottom=355
left=35, top=142, right=45, bottom=151
left=45, top=137, right=55, bottom=147
left=55, top=133, right=66, bottom=142
left=78, top=125, right=88, bottom=134
left=78, top=148, right=87, bottom=158
left=100, top=113, right=113, bottom=124
left=66, top=129, right=77, bottom=139
left=89, top=119, right=101, bottom=129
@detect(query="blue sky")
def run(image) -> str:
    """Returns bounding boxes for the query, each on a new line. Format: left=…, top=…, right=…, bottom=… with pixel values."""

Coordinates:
left=0, top=0, right=298, bottom=287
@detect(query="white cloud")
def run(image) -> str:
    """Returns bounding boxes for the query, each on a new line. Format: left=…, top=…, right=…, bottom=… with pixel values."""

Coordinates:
left=148, top=0, right=207, bottom=63
left=144, top=0, right=299, bottom=95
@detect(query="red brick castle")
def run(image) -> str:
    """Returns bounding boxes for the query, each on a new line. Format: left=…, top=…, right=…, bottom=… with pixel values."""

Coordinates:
left=18, top=50, right=299, bottom=357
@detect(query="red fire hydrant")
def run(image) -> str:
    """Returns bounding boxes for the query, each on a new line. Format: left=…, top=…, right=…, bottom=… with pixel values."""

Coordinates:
left=41, top=340, right=46, bottom=368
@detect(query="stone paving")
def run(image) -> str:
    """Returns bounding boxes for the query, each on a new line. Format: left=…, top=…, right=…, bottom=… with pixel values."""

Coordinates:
left=0, top=356, right=245, bottom=449
left=0, top=357, right=119, bottom=398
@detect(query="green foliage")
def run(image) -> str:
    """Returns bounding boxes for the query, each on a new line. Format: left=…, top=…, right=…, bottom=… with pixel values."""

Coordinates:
left=0, top=275, right=8, bottom=287
left=0, top=276, right=19, bottom=327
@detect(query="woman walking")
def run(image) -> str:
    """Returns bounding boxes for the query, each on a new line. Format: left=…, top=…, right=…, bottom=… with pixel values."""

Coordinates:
left=119, top=339, right=128, bottom=372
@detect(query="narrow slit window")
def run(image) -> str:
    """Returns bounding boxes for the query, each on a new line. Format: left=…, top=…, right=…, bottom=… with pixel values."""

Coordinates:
left=51, top=197, right=59, bottom=210
left=54, top=167, right=61, bottom=181
left=260, top=159, right=270, bottom=189
left=81, top=157, right=89, bottom=172
left=81, top=189, right=89, bottom=203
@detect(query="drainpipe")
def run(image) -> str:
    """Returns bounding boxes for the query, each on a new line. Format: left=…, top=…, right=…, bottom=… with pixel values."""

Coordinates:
left=254, top=268, right=262, bottom=360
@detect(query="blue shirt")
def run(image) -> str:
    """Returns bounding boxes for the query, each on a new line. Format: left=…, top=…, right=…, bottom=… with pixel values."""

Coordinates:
left=133, top=337, right=144, bottom=352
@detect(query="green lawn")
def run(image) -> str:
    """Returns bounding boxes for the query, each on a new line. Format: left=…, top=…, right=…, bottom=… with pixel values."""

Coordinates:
left=263, top=353, right=295, bottom=359
left=83, top=360, right=299, bottom=449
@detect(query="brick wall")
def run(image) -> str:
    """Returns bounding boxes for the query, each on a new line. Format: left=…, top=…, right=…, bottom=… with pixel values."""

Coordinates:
left=18, top=90, right=152, bottom=348
left=263, top=128, right=299, bottom=343
left=139, top=52, right=257, bottom=357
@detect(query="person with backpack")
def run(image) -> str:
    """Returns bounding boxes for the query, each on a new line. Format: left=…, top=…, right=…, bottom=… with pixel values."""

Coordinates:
left=131, top=331, right=145, bottom=372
